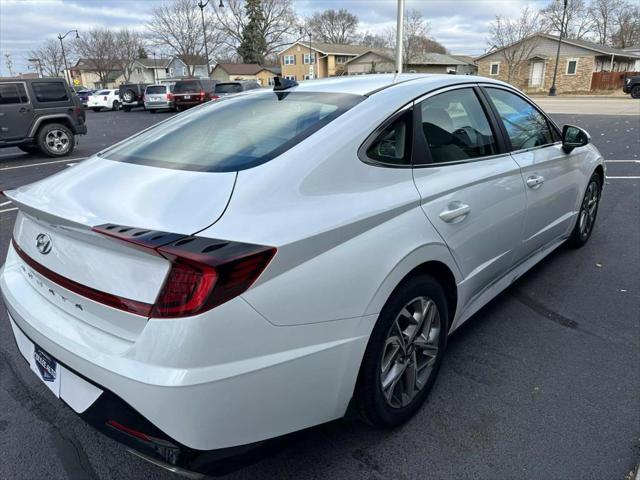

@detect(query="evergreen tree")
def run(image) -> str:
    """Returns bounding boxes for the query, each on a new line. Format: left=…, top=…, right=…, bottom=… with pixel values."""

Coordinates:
left=238, top=0, right=268, bottom=64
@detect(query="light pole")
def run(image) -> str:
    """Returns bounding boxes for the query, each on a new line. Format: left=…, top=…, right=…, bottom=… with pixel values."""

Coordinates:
left=395, top=0, right=405, bottom=76
left=28, top=58, right=43, bottom=78
left=197, top=0, right=211, bottom=76
left=299, top=27, right=314, bottom=79
left=58, top=29, right=79, bottom=86
left=152, top=52, right=158, bottom=83
left=548, top=0, right=568, bottom=96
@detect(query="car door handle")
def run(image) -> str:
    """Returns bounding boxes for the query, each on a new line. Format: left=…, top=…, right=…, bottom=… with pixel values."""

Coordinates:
left=439, top=201, right=471, bottom=223
left=526, top=175, right=545, bottom=189
left=18, top=107, right=29, bottom=113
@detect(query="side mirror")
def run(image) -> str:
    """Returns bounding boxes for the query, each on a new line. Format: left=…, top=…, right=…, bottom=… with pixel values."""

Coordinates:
left=562, top=125, right=590, bottom=153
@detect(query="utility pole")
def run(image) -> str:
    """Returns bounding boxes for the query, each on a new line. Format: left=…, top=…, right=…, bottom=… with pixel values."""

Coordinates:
left=548, top=0, right=568, bottom=96
left=28, top=58, right=43, bottom=77
left=58, top=29, right=79, bottom=86
left=152, top=52, right=158, bottom=83
left=395, top=0, right=405, bottom=76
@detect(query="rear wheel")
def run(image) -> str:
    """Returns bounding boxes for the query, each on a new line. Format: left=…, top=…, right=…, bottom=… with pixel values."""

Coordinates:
left=112, top=100, right=120, bottom=111
left=36, top=123, right=75, bottom=158
left=356, top=274, right=448, bottom=427
left=568, top=172, right=601, bottom=248
left=123, top=106, right=131, bottom=112
left=631, top=85, right=640, bottom=99
left=18, top=145, right=40, bottom=154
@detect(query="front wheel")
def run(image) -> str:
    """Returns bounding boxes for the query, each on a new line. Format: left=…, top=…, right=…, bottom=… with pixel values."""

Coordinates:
left=112, top=100, right=120, bottom=111
left=568, top=172, right=601, bottom=248
left=356, top=274, right=448, bottom=428
left=631, top=85, right=640, bottom=99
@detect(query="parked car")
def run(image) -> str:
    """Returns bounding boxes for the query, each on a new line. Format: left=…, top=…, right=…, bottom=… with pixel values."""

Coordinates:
left=0, top=77, right=86, bottom=157
left=119, top=83, right=148, bottom=111
left=213, top=80, right=261, bottom=98
left=75, top=89, right=95, bottom=107
left=143, top=83, right=175, bottom=112
left=86, top=89, right=120, bottom=112
left=0, top=74, right=604, bottom=476
left=172, top=78, right=217, bottom=111
left=622, top=75, right=640, bottom=98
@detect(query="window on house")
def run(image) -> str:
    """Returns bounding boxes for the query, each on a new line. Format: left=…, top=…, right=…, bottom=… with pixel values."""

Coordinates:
left=181, top=66, right=186, bottom=76
left=268, top=77, right=275, bottom=86
left=284, top=75, right=296, bottom=81
left=335, top=56, right=350, bottom=64
left=169, top=68, right=174, bottom=77
left=490, top=62, right=500, bottom=76
left=303, top=53, right=316, bottom=64
left=566, top=59, right=578, bottom=75
left=283, top=55, right=295, bottom=65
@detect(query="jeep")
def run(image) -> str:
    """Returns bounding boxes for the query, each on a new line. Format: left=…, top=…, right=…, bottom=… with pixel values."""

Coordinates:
left=119, top=83, right=148, bottom=112
left=0, top=78, right=87, bottom=157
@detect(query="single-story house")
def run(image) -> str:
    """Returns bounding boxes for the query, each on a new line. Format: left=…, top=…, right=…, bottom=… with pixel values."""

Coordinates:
left=211, top=63, right=281, bottom=86
left=624, top=46, right=640, bottom=70
left=346, top=49, right=476, bottom=75
left=278, top=42, right=372, bottom=80
left=476, top=33, right=640, bottom=93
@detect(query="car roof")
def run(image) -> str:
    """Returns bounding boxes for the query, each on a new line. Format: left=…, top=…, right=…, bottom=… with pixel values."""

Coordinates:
left=282, top=74, right=510, bottom=96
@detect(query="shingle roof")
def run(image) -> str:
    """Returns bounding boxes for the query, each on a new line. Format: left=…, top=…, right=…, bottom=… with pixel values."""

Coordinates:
left=282, top=41, right=371, bottom=56
left=135, top=57, right=172, bottom=68
left=177, top=54, right=208, bottom=66
left=215, top=63, right=264, bottom=75
left=346, top=49, right=467, bottom=66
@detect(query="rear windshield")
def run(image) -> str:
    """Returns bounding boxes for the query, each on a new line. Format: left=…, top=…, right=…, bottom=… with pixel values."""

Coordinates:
left=174, top=81, right=201, bottom=93
left=146, top=86, right=167, bottom=94
left=103, top=92, right=363, bottom=172
left=95, top=90, right=110, bottom=95
left=216, top=83, right=242, bottom=94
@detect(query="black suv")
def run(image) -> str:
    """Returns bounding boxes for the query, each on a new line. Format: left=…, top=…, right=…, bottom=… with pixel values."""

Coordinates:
left=173, top=79, right=217, bottom=111
left=119, top=83, right=148, bottom=111
left=0, top=78, right=87, bottom=157
left=622, top=75, right=640, bottom=99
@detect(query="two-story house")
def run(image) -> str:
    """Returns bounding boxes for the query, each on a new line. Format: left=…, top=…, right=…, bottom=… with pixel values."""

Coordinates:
left=278, top=42, right=371, bottom=80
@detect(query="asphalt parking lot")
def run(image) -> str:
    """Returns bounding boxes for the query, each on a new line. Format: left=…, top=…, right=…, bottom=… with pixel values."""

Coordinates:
left=0, top=104, right=638, bottom=480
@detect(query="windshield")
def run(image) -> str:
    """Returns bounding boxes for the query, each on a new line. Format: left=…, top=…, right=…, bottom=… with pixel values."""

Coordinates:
left=104, top=92, right=363, bottom=172
left=174, top=81, right=201, bottom=93
left=216, top=83, right=243, bottom=94
left=146, top=86, right=167, bottom=94
left=95, top=90, right=110, bottom=95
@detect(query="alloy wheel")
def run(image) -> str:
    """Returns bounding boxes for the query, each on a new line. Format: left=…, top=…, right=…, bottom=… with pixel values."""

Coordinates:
left=45, top=129, right=70, bottom=153
left=578, top=180, right=599, bottom=239
left=380, top=296, right=441, bottom=409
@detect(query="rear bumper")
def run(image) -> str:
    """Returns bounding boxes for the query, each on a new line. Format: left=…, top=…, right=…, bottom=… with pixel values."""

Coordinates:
left=174, top=100, right=207, bottom=108
left=0, top=243, right=373, bottom=468
left=144, top=101, right=174, bottom=110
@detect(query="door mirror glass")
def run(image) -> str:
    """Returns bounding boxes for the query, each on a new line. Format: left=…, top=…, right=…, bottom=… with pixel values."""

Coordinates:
left=562, top=125, right=590, bottom=152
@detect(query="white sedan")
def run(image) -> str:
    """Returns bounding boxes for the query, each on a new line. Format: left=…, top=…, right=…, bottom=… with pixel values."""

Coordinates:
left=1, top=74, right=604, bottom=476
left=86, top=89, right=120, bottom=111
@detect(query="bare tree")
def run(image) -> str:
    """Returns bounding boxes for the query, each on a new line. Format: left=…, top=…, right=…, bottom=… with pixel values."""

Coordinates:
left=116, top=28, right=146, bottom=83
left=359, top=32, right=390, bottom=49
left=541, top=0, right=593, bottom=39
left=28, top=39, right=65, bottom=77
left=213, top=0, right=298, bottom=59
left=73, top=28, right=120, bottom=85
left=147, top=0, right=207, bottom=76
left=610, top=1, right=640, bottom=48
left=384, top=9, right=442, bottom=64
left=307, top=8, right=359, bottom=44
left=589, top=0, right=623, bottom=45
left=488, top=6, right=543, bottom=83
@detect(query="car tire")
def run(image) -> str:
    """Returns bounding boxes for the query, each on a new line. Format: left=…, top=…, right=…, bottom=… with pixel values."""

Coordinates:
left=18, top=145, right=41, bottom=154
left=36, top=123, right=75, bottom=158
left=112, top=100, right=120, bottom=111
left=149, top=109, right=156, bottom=114
left=175, top=106, right=182, bottom=112
left=92, top=107, right=101, bottom=112
left=123, top=106, right=131, bottom=112
left=631, top=86, right=640, bottom=99
left=355, top=274, right=448, bottom=428
left=568, top=172, right=602, bottom=248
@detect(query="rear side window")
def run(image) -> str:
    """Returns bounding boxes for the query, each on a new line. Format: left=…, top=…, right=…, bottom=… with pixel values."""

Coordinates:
left=216, top=83, right=242, bottom=94
left=365, top=110, right=413, bottom=166
left=418, top=88, right=498, bottom=164
left=146, top=86, right=167, bottom=94
left=485, top=88, right=553, bottom=151
left=174, top=81, right=200, bottom=93
left=0, top=83, right=28, bottom=104
left=104, top=92, right=363, bottom=172
left=31, top=82, right=69, bottom=102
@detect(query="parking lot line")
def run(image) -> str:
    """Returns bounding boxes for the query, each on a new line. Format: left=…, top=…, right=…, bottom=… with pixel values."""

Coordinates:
left=606, top=176, right=640, bottom=179
left=605, top=160, right=639, bottom=163
left=0, top=157, right=86, bottom=171
left=0, top=200, right=11, bottom=207
left=0, top=207, right=18, bottom=214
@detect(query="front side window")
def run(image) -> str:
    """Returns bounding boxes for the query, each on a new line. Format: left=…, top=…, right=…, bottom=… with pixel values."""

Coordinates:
left=104, top=92, right=363, bottom=172
left=31, top=82, right=68, bottom=102
left=418, top=88, right=498, bottom=164
left=365, top=109, right=412, bottom=166
left=0, top=83, right=28, bottom=104
left=485, top=87, right=553, bottom=151
left=283, top=55, right=295, bottom=65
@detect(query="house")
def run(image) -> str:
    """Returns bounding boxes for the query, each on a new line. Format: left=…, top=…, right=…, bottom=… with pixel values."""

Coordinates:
left=623, top=46, right=640, bottom=70
left=127, top=57, right=173, bottom=84
left=345, top=49, right=476, bottom=75
left=476, top=33, right=640, bottom=93
left=278, top=42, right=371, bottom=80
left=67, top=58, right=124, bottom=89
left=210, top=63, right=281, bottom=86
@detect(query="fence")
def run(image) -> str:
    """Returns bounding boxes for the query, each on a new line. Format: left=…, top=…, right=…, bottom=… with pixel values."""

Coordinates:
left=591, top=71, right=640, bottom=90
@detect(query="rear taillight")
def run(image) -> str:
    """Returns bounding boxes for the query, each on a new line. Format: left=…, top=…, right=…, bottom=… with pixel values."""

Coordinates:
left=199, top=90, right=205, bottom=98
left=167, top=92, right=173, bottom=100
left=92, top=225, right=276, bottom=318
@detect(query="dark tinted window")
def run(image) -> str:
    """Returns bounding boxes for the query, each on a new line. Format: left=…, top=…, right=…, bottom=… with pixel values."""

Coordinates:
left=174, top=81, right=201, bottom=93
left=418, top=88, right=497, bottom=163
left=0, top=83, right=28, bottom=104
left=146, top=86, right=167, bottom=94
left=365, top=110, right=412, bottom=165
left=216, top=83, right=242, bottom=94
left=104, top=92, right=363, bottom=172
left=485, top=88, right=553, bottom=150
left=32, top=82, right=69, bottom=102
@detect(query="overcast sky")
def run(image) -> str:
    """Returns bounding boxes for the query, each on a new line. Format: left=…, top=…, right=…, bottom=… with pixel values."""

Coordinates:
left=0, top=0, right=544, bottom=75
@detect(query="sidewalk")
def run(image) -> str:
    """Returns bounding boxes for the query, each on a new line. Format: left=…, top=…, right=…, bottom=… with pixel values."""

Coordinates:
left=530, top=96, right=640, bottom=115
